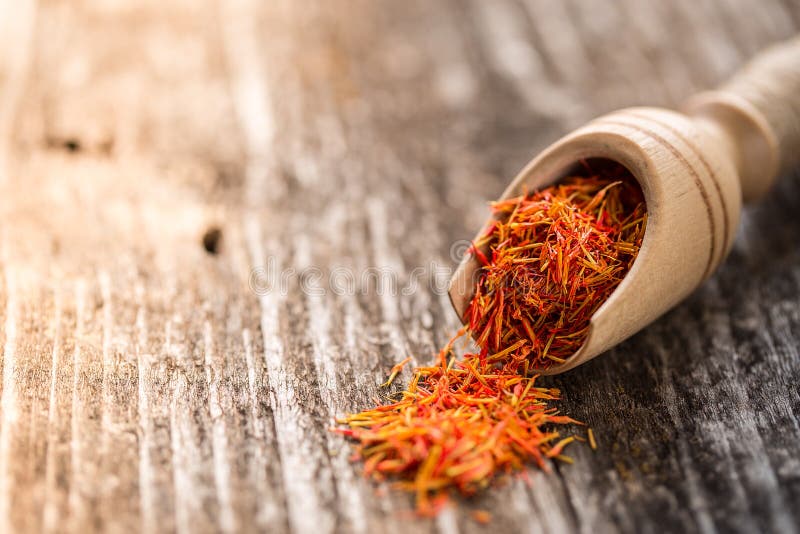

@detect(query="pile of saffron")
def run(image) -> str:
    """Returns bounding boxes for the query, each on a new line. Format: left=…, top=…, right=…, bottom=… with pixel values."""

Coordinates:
left=334, top=164, right=647, bottom=516
left=467, top=169, right=647, bottom=370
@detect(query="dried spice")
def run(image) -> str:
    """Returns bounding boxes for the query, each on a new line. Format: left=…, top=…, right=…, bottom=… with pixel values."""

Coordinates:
left=336, top=330, right=578, bottom=515
left=334, top=162, right=646, bottom=516
left=466, top=166, right=647, bottom=369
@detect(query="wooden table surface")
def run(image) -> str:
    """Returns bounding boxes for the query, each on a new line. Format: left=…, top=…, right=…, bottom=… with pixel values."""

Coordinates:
left=0, top=1, right=799, bottom=533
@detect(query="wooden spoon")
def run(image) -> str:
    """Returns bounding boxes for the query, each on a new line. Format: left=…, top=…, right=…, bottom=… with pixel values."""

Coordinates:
left=448, top=37, right=800, bottom=374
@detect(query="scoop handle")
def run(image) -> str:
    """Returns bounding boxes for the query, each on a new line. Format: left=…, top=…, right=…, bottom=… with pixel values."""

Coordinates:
left=687, top=37, right=800, bottom=201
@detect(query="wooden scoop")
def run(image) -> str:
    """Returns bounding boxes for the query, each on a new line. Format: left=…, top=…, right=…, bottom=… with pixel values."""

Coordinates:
left=448, top=37, right=800, bottom=375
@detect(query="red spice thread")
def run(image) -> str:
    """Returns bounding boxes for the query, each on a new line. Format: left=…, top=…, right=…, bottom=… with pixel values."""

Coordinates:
left=334, top=163, right=647, bottom=516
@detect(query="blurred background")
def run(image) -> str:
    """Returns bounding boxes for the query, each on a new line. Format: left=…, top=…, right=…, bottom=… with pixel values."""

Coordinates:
left=0, top=1, right=798, bottom=533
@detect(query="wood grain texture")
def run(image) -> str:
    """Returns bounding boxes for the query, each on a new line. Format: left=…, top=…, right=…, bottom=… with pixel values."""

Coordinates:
left=0, top=0, right=798, bottom=532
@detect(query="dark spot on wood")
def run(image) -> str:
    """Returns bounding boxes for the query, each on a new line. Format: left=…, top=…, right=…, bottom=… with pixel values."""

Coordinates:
left=202, top=226, right=223, bottom=255
left=45, top=136, right=83, bottom=153
left=214, top=164, right=242, bottom=188
left=63, top=139, right=81, bottom=152
left=99, top=138, right=115, bottom=155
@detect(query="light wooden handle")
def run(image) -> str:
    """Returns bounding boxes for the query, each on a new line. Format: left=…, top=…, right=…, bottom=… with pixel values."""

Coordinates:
left=688, top=37, right=800, bottom=201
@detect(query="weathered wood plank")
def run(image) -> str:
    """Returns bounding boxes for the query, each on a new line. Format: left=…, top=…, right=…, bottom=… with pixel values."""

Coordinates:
left=0, top=0, right=798, bottom=532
